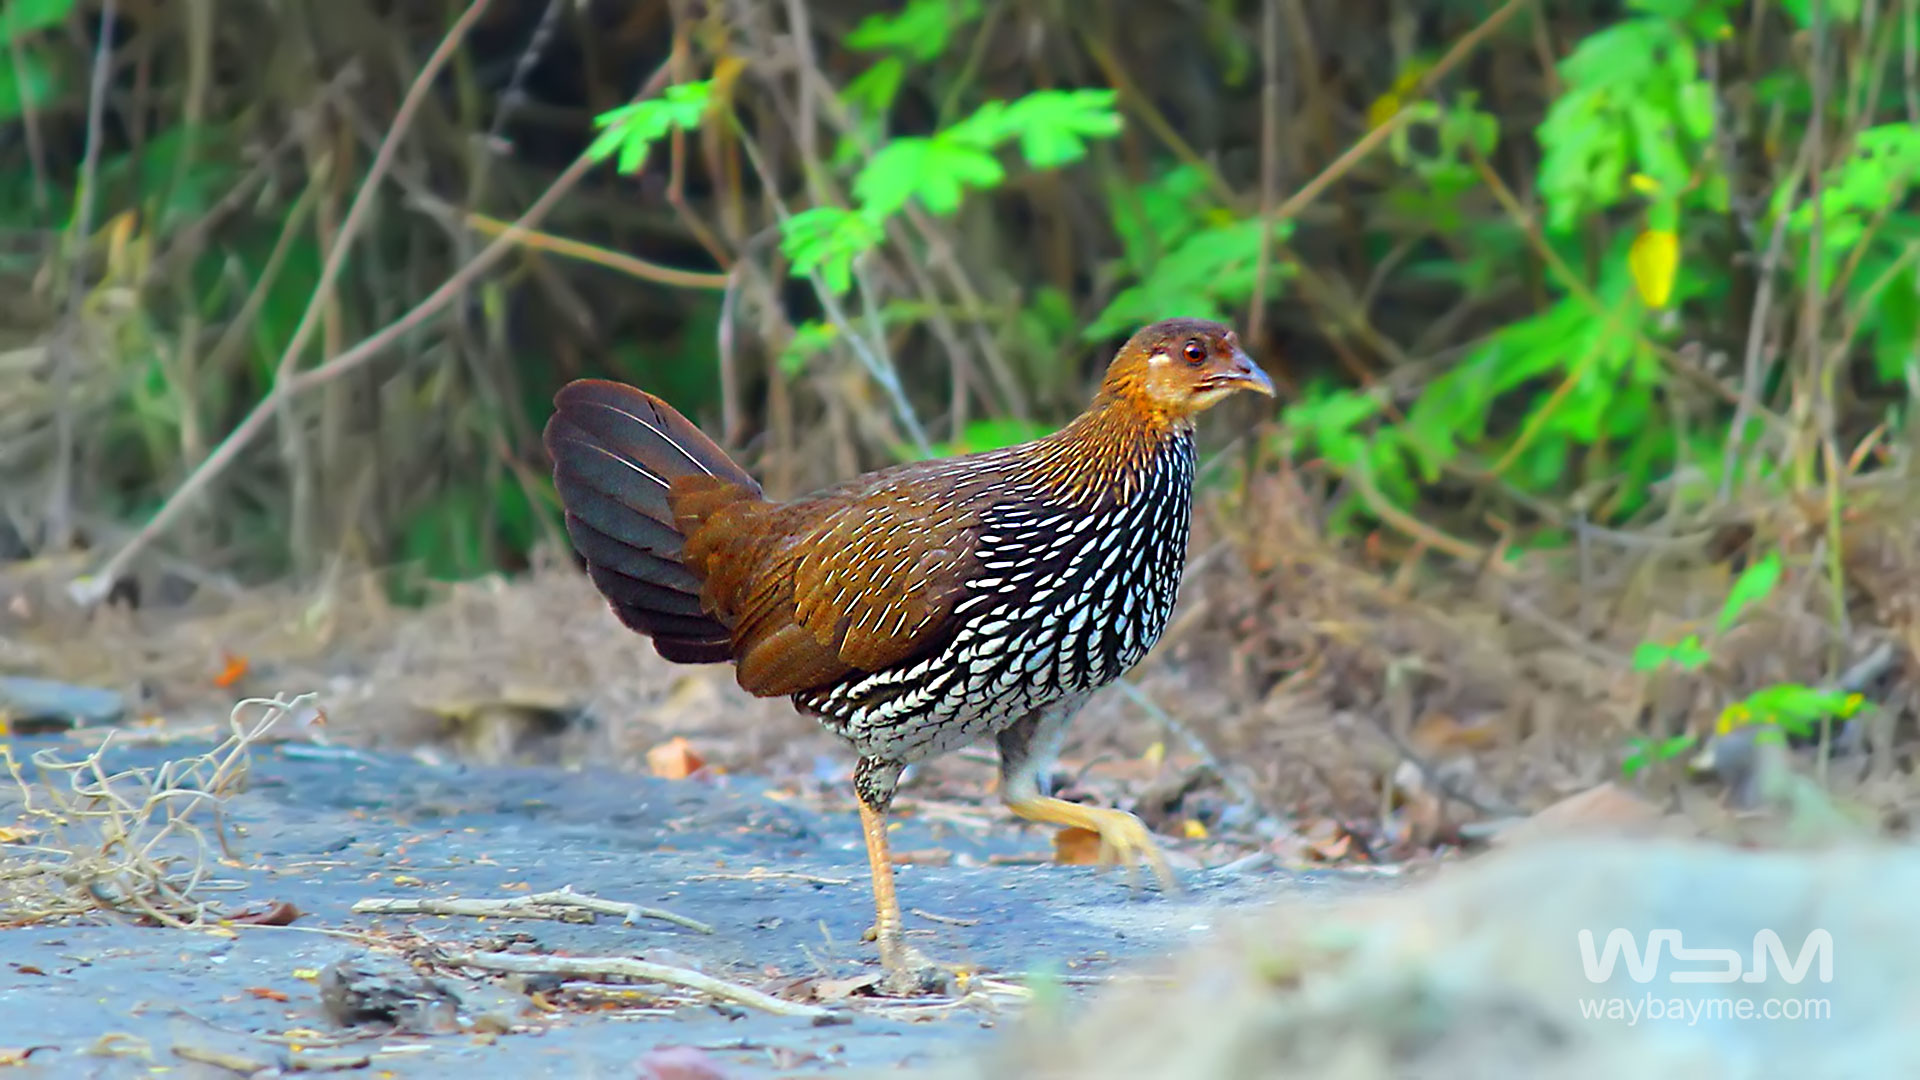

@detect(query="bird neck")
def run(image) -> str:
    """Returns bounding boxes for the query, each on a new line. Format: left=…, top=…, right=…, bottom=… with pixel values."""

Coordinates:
left=1020, top=391, right=1195, bottom=507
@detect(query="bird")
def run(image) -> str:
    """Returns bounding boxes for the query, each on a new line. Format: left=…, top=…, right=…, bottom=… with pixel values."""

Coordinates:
left=542, top=318, right=1273, bottom=985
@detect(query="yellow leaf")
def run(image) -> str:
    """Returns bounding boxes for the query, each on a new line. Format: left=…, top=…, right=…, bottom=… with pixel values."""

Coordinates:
left=1629, top=228, right=1680, bottom=308
left=0, top=825, right=37, bottom=844
left=1366, top=58, right=1433, bottom=130
left=1365, top=92, right=1403, bottom=130
left=1141, top=740, right=1166, bottom=769
left=1182, top=819, right=1209, bottom=840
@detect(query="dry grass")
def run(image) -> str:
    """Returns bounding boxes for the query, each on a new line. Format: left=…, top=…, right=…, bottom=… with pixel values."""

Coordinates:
left=1, top=694, right=306, bottom=927
left=1153, top=457, right=1920, bottom=854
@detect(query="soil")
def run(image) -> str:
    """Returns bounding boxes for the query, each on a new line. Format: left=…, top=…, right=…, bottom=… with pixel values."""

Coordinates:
left=0, top=727, right=1385, bottom=1078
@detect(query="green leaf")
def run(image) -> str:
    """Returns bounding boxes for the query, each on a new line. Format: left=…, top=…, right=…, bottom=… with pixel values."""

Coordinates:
left=846, top=0, right=981, bottom=62
left=779, top=319, right=839, bottom=376
left=1001, top=89, right=1123, bottom=168
left=1283, top=389, right=1384, bottom=470
left=1778, top=0, right=1863, bottom=27
left=1085, top=217, right=1290, bottom=340
left=587, top=82, right=712, bottom=176
left=1107, top=165, right=1211, bottom=275
left=1671, top=634, right=1712, bottom=669
left=0, top=44, right=57, bottom=121
left=1, top=0, right=73, bottom=40
left=1717, top=550, right=1782, bottom=633
left=780, top=207, right=885, bottom=295
left=1620, top=738, right=1653, bottom=778
left=854, top=135, right=1004, bottom=218
left=1656, top=733, right=1698, bottom=759
left=844, top=57, right=905, bottom=119
left=1632, top=641, right=1673, bottom=672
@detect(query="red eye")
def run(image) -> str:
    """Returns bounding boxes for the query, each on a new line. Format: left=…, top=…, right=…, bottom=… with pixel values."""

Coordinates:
left=1182, top=340, right=1207, bottom=363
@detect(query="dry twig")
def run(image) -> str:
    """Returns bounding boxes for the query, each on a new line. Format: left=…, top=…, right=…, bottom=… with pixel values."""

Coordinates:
left=441, top=948, right=836, bottom=1020
left=351, top=885, right=714, bottom=935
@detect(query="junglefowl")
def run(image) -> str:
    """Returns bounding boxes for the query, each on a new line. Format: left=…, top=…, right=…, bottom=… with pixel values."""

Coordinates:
left=542, top=318, right=1273, bottom=984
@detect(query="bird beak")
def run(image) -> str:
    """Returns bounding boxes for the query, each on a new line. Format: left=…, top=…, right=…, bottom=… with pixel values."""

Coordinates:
left=1224, top=346, right=1276, bottom=397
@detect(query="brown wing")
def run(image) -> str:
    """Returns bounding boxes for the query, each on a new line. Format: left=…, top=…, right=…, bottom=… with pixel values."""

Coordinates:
left=676, top=479, right=985, bottom=699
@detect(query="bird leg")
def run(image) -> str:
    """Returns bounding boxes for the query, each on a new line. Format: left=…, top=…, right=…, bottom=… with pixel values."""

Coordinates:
left=997, top=702, right=1182, bottom=894
left=857, top=799, right=909, bottom=971
left=853, top=758, right=949, bottom=994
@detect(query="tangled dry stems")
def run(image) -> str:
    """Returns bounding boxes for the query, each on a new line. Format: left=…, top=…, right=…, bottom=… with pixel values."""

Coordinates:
left=0, top=693, right=310, bottom=927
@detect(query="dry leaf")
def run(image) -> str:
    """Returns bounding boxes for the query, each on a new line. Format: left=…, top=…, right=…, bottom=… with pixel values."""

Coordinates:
left=225, top=901, right=301, bottom=926
left=1299, top=818, right=1355, bottom=862
left=1410, top=711, right=1499, bottom=754
left=213, top=651, right=250, bottom=689
left=1494, top=782, right=1664, bottom=848
left=0, top=1047, right=51, bottom=1067
left=646, top=736, right=706, bottom=780
left=246, top=987, right=290, bottom=1002
left=0, top=825, right=38, bottom=844
left=810, top=972, right=881, bottom=1002
left=1053, top=826, right=1103, bottom=866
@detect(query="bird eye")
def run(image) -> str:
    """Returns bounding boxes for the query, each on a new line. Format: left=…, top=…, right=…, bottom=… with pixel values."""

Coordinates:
left=1182, top=340, right=1207, bottom=363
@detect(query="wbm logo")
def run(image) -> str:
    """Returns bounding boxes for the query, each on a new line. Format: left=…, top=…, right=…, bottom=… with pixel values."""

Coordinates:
left=1577, top=929, right=1834, bottom=985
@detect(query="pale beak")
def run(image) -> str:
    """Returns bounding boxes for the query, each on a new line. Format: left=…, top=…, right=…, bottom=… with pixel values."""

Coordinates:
left=1225, top=347, right=1276, bottom=397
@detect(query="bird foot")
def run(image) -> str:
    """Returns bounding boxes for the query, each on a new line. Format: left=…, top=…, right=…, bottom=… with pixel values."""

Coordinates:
left=1085, top=805, right=1181, bottom=894
left=878, top=956, right=953, bottom=997
left=1009, top=796, right=1182, bottom=895
left=860, top=925, right=955, bottom=996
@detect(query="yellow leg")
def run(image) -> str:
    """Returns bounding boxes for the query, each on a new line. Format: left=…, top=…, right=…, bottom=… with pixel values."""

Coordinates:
left=858, top=801, right=909, bottom=970
left=1006, top=795, right=1181, bottom=894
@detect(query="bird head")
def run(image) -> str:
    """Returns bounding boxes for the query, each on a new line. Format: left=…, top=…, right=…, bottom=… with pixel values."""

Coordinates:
left=1100, top=318, right=1275, bottom=423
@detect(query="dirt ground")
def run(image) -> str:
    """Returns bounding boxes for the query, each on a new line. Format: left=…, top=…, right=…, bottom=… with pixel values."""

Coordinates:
left=0, top=720, right=1383, bottom=1078
left=7, top=478, right=1920, bottom=1076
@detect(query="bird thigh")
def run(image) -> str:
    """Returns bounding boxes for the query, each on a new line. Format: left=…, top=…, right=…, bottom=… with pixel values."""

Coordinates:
left=994, top=694, right=1091, bottom=804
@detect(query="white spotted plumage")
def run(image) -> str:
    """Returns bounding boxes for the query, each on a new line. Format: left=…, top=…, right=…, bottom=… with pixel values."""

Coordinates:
left=793, top=428, right=1196, bottom=763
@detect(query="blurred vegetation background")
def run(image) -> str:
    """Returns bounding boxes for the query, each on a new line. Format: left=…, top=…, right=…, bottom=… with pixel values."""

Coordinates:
left=0, top=0, right=1913, bottom=610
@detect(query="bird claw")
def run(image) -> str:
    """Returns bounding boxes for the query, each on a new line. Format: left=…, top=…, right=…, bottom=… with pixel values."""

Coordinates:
left=860, top=925, right=956, bottom=995
left=1085, top=807, right=1181, bottom=895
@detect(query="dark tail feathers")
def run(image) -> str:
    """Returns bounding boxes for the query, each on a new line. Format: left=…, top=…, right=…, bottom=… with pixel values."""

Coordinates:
left=543, top=379, right=761, bottom=664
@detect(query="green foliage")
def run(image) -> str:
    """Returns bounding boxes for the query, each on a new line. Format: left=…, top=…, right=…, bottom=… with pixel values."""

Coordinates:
left=0, top=0, right=73, bottom=123
left=587, top=82, right=713, bottom=175
left=1281, top=0, right=1920, bottom=532
left=781, top=88, right=1122, bottom=295
left=1088, top=164, right=1294, bottom=341
left=1620, top=733, right=1698, bottom=779
left=846, top=0, right=982, bottom=63
left=1632, top=634, right=1712, bottom=673
left=1536, top=0, right=1729, bottom=232
left=1778, top=124, right=1920, bottom=380
left=780, top=208, right=887, bottom=296
left=1623, top=551, right=1870, bottom=778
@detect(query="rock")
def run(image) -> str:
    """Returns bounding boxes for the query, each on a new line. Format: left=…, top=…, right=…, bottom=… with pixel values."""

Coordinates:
left=317, top=951, right=462, bottom=1034
left=0, top=676, right=125, bottom=732
left=951, top=837, right=1920, bottom=1079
